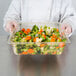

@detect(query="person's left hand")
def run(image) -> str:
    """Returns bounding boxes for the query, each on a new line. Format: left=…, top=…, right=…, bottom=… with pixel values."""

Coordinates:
left=60, top=23, right=72, bottom=35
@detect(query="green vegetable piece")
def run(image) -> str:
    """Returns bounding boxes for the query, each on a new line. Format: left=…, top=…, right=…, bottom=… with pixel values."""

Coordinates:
left=53, top=28, right=57, bottom=31
left=29, top=39, right=33, bottom=42
left=62, top=38, right=67, bottom=42
left=59, top=47, right=64, bottom=51
left=41, top=36, right=45, bottom=41
left=44, top=25, right=47, bottom=31
left=40, top=26, right=42, bottom=29
left=36, top=47, right=41, bottom=51
left=15, top=32, right=20, bottom=36
left=33, top=44, right=37, bottom=47
left=38, top=34, right=42, bottom=38
left=21, top=49, right=28, bottom=52
left=57, top=39, right=61, bottom=42
left=32, top=25, right=39, bottom=33
left=48, top=27, right=50, bottom=29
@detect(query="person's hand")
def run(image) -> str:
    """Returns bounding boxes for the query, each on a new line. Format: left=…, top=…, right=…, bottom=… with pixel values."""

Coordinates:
left=5, top=21, right=18, bottom=33
left=60, top=23, right=72, bottom=35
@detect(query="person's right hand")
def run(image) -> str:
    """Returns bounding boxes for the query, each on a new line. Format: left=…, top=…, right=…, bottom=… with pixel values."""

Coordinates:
left=5, top=21, right=18, bottom=33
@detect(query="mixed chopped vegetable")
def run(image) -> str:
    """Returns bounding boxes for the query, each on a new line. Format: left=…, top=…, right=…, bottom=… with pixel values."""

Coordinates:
left=11, top=25, right=67, bottom=55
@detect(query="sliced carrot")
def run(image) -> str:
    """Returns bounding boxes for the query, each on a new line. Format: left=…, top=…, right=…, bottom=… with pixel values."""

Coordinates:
left=50, top=38, right=55, bottom=42
left=19, top=32, right=22, bottom=35
left=50, top=36, right=53, bottom=39
left=52, top=51, right=57, bottom=55
left=24, top=31, right=28, bottom=35
left=19, top=51, right=28, bottom=55
left=59, top=42, right=65, bottom=48
left=38, top=29, right=43, bottom=34
left=38, top=32, right=42, bottom=34
left=27, top=29, right=31, bottom=33
left=40, top=29, right=43, bottom=32
left=56, top=47, right=59, bottom=49
left=40, top=44, right=46, bottom=47
left=25, top=36, right=31, bottom=40
left=28, top=49, right=34, bottom=54
left=22, top=52, right=28, bottom=54
left=22, top=28, right=25, bottom=32
left=56, top=29, right=59, bottom=32
left=33, top=37, right=38, bottom=42
left=52, top=34, right=57, bottom=38
left=57, top=38, right=62, bottom=41
left=42, top=34, right=46, bottom=39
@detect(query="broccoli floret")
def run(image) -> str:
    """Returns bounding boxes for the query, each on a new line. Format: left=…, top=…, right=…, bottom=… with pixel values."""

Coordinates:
left=32, top=25, right=39, bottom=33
left=15, top=32, right=20, bottom=36
left=62, top=38, right=67, bottom=42
left=44, top=25, right=47, bottom=31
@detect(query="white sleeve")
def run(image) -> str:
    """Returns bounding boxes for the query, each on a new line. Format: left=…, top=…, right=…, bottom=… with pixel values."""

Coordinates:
left=3, top=0, right=21, bottom=28
left=60, top=0, right=76, bottom=34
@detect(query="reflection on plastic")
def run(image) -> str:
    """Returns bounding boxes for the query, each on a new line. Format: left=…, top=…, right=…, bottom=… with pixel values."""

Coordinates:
left=8, top=42, right=69, bottom=76
left=18, top=55, right=60, bottom=76
left=17, top=45, right=69, bottom=76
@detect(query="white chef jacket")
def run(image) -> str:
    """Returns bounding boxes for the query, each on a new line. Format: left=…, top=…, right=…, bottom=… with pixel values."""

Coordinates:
left=3, top=0, right=76, bottom=33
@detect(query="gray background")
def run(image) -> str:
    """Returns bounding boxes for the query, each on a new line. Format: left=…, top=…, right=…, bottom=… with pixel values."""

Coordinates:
left=0, top=0, right=76, bottom=36
left=0, top=1, right=76, bottom=76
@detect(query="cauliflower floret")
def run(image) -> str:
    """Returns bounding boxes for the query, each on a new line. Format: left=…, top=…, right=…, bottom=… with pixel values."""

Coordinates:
left=46, top=28, right=51, bottom=33
left=36, top=38, right=42, bottom=42
left=35, top=38, right=43, bottom=46
left=36, top=43, right=41, bottom=46
left=41, top=47, right=44, bottom=51
left=46, top=27, right=53, bottom=34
